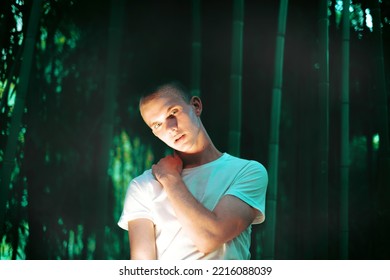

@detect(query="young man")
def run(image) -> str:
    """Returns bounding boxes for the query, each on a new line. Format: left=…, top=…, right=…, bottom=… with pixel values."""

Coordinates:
left=118, top=82, right=268, bottom=259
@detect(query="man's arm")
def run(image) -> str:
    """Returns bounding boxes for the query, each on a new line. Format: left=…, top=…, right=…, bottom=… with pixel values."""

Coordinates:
left=128, top=219, right=157, bottom=260
left=152, top=155, right=259, bottom=254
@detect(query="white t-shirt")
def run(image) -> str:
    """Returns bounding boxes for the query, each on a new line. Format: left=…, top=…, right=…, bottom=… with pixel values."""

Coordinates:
left=117, top=153, right=268, bottom=260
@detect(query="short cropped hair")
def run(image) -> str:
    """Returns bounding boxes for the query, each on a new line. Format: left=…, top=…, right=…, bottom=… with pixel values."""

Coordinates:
left=139, top=81, right=192, bottom=108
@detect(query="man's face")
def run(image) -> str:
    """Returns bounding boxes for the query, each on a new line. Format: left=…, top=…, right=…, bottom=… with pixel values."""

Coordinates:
left=140, top=92, right=202, bottom=153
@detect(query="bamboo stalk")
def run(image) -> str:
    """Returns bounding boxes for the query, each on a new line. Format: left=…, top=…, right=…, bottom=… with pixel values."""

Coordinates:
left=340, top=0, right=350, bottom=260
left=0, top=0, right=43, bottom=237
left=94, top=0, right=125, bottom=259
left=316, top=0, right=330, bottom=259
left=228, top=0, right=244, bottom=157
left=371, top=0, right=390, bottom=258
left=371, top=0, right=389, bottom=152
left=263, top=0, right=288, bottom=260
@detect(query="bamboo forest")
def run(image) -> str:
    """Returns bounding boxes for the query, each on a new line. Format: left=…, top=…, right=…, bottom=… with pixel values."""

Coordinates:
left=0, top=0, right=389, bottom=260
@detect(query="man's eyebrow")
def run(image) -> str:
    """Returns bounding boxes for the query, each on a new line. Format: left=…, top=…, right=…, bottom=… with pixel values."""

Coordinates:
left=166, top=105, right=176, bottom=112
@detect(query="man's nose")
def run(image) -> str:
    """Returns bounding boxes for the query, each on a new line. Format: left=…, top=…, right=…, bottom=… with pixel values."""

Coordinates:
left=166, top=117, right=178, bottom=132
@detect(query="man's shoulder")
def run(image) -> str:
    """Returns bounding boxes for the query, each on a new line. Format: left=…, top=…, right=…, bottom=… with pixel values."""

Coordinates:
left=224, top=153, right=266, bottom=170
left=130, top=169, right=157, bottom=187
left=135, top=168, right=153, bottom=178
left=127, top=169, right=163, bottom=197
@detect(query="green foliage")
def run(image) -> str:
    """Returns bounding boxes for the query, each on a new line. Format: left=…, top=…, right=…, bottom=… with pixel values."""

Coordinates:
left=0, top=0, right=29, bottom=258
left=333, top=0, right=389, bottom=38
left=372, top=133, right=380, bottom=151
left=0, top=219, right=29, bottom=260
left=1, top=0, right=157, bottom=260
left=0, top=235, right=12, bottom=259
left=111, top=130, right=154, bottom=220
left=0, top=0, right=24, bottom=111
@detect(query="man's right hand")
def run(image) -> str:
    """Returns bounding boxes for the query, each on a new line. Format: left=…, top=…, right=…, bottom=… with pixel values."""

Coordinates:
left=152, top=153, right=183, bottom=185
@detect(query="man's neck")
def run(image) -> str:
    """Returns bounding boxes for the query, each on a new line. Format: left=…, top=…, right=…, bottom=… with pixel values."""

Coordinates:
left=177, top=144, right=222, bottom=169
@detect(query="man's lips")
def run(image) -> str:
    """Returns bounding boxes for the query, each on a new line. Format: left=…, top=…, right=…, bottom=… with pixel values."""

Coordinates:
left=174, top=134, right=185, bottom=143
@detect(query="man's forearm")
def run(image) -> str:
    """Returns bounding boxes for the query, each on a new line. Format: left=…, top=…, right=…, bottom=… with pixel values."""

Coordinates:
left=159, top=175, right=252, bottom=254
left=162, top=175, right=222, bottom=253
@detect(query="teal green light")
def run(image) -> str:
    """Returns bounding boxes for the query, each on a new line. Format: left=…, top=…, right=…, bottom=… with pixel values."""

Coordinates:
left=365, top=9, right=373, bottom=31
left=372, top=133, right=380, bottom=151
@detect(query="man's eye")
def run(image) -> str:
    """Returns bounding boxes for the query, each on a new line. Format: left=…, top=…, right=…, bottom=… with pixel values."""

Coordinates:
left=153, top=123, right=161, bottom=129
left=170, top=110, right=178, bottom=116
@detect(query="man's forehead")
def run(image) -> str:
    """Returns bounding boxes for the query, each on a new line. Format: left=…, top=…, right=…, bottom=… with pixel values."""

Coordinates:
left=141, top=90, right=185, bottom=108
left=140, top=93, right=183, bottom=123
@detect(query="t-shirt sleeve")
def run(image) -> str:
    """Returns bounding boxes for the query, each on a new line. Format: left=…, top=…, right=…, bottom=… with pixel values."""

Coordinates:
left=117, top=178, right=155, bottom=231
left=225, top=161, right=268, bottom=224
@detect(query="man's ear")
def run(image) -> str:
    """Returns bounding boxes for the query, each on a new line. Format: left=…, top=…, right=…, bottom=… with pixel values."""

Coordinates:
left=190, top=96, right=202, bottom=116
